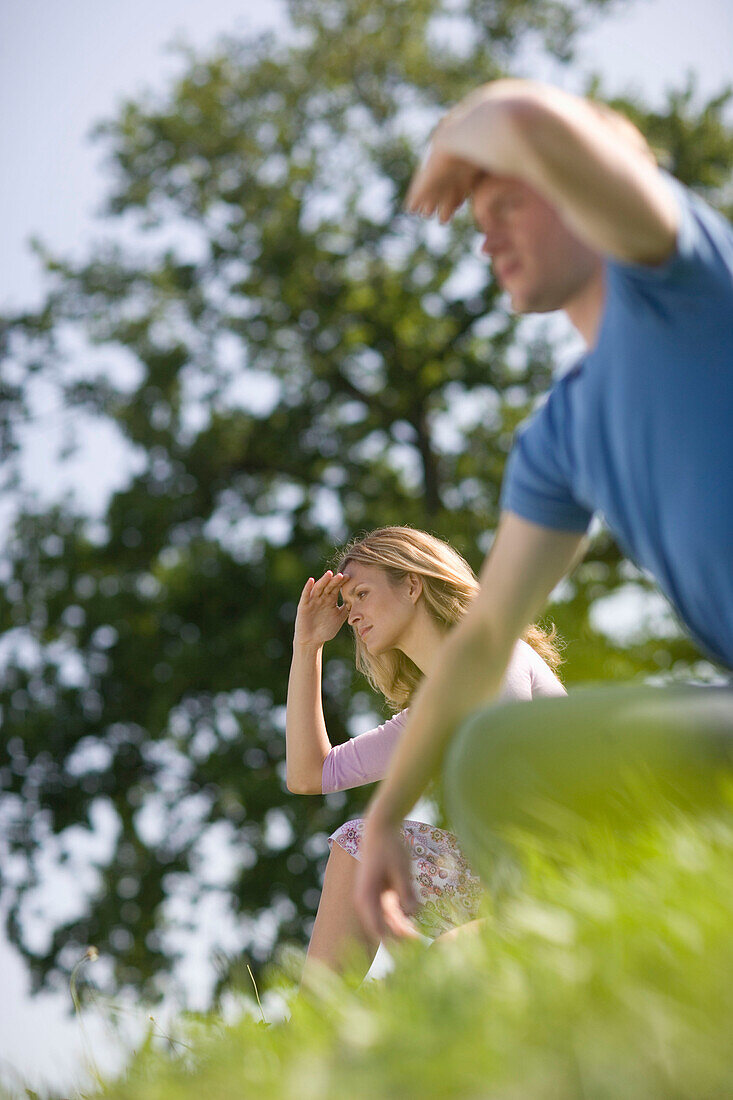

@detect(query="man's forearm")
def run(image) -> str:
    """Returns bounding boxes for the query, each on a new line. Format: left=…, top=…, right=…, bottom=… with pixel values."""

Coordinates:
left=434, top=80, right=596, bottom=196
left=436, top=79, right=677, bottom=265
left=434, top=80, right=533, bottom=180
left=369, top=617, right=514, bottom=825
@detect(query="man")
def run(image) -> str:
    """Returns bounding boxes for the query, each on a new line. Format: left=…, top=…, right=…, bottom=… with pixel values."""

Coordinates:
left=352, top=79, right=733, bottom=942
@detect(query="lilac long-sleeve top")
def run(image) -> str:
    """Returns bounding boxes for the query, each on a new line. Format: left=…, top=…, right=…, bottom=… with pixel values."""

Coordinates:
left=321, top=639, right=566, bottom=794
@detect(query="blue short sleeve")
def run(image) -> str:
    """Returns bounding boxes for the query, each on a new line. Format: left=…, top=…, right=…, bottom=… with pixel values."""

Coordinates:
left=501, top=376, right=593, bottom=534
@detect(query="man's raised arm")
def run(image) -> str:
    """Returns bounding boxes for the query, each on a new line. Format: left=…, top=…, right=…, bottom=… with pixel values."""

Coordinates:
left=407, top=79, right=679, bottom=266
left=354, top=513, right=587, bottom=942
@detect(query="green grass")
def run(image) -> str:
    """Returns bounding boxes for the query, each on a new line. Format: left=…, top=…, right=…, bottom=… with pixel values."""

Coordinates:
left=95, top=800, right=733, bottom=1100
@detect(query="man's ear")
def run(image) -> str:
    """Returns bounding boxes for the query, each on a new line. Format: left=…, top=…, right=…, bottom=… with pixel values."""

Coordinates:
left=407, top=572, right=423, bottom=603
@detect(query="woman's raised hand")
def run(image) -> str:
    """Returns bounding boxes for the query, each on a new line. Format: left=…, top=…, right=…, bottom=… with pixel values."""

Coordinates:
left=294, top=571, right=350, bottom=648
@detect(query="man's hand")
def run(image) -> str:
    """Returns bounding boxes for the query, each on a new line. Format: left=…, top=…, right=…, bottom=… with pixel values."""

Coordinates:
left=405, top=84, right=518, bottom=223
left=406, top=147, right=484, bottom=223
left=354, top=810, right=422, bottom=943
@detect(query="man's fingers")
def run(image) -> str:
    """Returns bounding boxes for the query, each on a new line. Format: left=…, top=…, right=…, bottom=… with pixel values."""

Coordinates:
left=438, top=199, right=454, bottom=224
left=361, top=889, right=420, bottom=943
left=382, top=890, right=421, bottom=941
left=355, top=844, right=421, bottom=943
left=397, top=873, right=420, bottom=917
left=405, top=179, right=422, bottom=212
left=406, top=144, right=481, bottom=222
left=405, top=159, right=436, bottom=211
left=406, top=180, right=431, bottom=214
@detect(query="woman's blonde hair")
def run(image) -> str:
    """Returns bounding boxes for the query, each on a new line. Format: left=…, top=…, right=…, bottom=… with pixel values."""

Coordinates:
left=334, top=526, right=562, bottom=711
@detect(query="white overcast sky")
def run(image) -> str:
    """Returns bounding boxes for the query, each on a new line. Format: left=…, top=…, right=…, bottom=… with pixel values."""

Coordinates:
left=0, top=0, right=732, bottom=1093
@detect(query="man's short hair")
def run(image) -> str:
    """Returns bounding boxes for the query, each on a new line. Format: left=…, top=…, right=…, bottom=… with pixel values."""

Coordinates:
left=587, top=100, right=657, bottom=164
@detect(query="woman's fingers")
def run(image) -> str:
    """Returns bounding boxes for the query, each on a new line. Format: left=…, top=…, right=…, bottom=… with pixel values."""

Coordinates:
left=311, top=571, right=348, bottom=602
left=310, top=570, right=334, bottom=597
left=298, top=576, right=316, bottom=605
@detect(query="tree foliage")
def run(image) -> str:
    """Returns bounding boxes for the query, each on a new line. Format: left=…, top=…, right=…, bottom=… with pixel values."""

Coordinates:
left=0, top=0, right=731, bottom=998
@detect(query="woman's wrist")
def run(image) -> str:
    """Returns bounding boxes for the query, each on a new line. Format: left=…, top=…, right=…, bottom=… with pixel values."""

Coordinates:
left=292, top=636, right=324, bottom=654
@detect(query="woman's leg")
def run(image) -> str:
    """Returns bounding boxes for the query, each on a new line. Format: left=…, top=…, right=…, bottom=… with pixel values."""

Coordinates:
left=301, top=841, right=380, bottom=990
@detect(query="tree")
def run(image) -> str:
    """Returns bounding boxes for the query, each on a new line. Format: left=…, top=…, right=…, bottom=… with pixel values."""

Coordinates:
left=0, top=0, right=731, bottom=999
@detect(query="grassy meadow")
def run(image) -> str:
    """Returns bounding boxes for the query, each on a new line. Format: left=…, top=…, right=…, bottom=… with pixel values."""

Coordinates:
left=84, top=796, right=733, bottom=1100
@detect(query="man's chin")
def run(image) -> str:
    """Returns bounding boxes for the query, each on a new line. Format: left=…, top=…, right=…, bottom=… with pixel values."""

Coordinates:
left=510, top=288, right=561, bottom=315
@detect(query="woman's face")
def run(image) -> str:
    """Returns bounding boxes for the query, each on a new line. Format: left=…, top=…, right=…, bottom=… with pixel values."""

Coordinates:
left=340, top=561, right=420, bottom=656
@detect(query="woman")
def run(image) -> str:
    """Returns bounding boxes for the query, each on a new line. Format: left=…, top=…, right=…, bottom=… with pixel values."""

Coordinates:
left=286, top=527, right=565, bottom=987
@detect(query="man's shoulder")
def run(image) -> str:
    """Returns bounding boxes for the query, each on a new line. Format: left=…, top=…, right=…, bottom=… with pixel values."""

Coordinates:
left=520, top=362, right=585, bottom=434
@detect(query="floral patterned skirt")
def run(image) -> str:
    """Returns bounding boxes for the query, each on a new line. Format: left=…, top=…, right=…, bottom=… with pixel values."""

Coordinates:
left=328, top=817, right=483, bottom=938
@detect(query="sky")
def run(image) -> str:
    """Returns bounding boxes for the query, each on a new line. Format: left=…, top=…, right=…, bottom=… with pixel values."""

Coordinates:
left=0, top=0, right=732, bottom=1093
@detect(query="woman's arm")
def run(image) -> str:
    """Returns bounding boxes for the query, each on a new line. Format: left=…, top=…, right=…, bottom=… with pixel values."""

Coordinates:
left=286, top=641, right=331, bottom=794
left=322, top=711, right=408, bottom=793
left=285, top=571, right=349, bottom=795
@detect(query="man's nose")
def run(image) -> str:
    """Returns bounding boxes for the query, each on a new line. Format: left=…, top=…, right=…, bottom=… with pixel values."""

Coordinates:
left=472, top=201, right=505, bottom=249
left=478, top=215, right=509, bottom=254
left=481, top=232, right=503, bottom=257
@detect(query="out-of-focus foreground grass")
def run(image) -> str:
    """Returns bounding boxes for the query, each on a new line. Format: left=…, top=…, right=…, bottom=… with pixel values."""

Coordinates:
left=94, top=800, right=733, bottom=1100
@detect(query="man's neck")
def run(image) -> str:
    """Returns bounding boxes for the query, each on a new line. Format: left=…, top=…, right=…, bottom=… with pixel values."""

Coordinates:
left=564, top=265, right=606, bottom=347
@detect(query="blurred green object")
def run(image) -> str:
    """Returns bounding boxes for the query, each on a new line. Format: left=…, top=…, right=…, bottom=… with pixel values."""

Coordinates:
left=444, top=685, right=733, bottom=878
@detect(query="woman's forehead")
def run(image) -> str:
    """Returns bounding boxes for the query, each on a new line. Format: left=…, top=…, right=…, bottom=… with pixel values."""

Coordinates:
left=340, top=560, right=382, bottom=598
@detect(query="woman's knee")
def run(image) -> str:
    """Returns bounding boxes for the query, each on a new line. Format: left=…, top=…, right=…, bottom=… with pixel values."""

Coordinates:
left=323, top=840, right=359, bottom=887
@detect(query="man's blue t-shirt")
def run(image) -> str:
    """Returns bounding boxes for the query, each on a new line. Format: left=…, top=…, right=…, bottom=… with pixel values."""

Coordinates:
left=501, top=177, right=733, bottom=669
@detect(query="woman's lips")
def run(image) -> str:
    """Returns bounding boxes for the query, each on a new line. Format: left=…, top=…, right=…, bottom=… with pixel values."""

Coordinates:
left=359, top=626, right=372, bottom=639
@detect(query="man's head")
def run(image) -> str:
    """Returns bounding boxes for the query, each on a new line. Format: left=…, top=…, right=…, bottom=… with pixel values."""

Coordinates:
left=470, top=101, right=655, bottom=316
left=471, top=174, right=602, bottom=314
